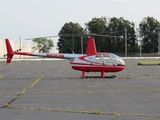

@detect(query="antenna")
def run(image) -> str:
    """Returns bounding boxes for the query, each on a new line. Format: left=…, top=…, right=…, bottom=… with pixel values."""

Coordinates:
left=70, top=47, right=75, bottom=54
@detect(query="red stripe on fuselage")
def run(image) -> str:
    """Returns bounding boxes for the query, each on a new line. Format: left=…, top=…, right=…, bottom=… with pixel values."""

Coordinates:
left=46, top=53, right=64, bottom=58
left=71, top=62, right=125, bottom=72
left=14, top=52, right=35, bottom=56
left=72, top=65, right=125, bottom=72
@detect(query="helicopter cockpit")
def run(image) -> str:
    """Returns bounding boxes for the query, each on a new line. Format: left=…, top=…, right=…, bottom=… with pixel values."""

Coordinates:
left=95, top=53, right=125, bottom=66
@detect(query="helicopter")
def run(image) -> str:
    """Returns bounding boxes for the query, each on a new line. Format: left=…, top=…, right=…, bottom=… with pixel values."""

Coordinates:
left=5, top=34, right=125, bottom=78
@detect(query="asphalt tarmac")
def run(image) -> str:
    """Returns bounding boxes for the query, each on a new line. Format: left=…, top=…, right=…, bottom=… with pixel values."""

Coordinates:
left=0, top=59, right=160, bottom=120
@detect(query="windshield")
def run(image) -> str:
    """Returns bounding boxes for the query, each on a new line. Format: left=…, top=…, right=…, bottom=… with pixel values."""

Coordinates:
left=110, top=53, right=120, bottom=59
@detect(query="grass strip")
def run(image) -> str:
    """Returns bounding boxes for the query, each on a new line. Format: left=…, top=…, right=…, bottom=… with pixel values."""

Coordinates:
left=0, top=75, right=4, bottom=79
left=7, top=105, right=160, bottom=118
left=1, top=76, right=43, bottom=108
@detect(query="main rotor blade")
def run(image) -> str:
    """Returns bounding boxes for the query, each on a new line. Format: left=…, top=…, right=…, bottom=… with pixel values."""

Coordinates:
left=25, top=34, right=84, bottom=40
left=93, top=34, right=123, bottom=38
left=25, top=35, right=59, bottom=40
left=25, top=33, right=123, bottom=40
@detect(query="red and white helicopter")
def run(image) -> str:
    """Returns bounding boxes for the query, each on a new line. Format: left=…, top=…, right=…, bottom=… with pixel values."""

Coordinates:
left=5, top=34, right=125, bottom=78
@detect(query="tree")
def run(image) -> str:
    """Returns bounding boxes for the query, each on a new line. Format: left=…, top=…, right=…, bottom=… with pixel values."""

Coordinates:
left=105, top=17, right=124, bottom=53
left=85, top=17, right=138, bottom=55
left=139, top=17, right=160, bottom=53
left=85, top=17, right=108, bottom=52
left=116, top=17, right=138, bottom=54
left=32, top=38, right=54, bottom=53
left=57, top=22, right=84, bottom=53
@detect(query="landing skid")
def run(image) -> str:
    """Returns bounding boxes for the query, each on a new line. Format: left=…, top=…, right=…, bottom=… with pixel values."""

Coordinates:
left=84, top=75, right=116, bottom=79
left=81, top=71, right=116, bottom=78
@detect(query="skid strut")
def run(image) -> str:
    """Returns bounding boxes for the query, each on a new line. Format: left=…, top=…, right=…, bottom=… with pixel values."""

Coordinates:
left=82, top=71, right=85, bottom=78
left=101, top=71, right=104, bottom=78
left=82, top=71, right=106, bottom=78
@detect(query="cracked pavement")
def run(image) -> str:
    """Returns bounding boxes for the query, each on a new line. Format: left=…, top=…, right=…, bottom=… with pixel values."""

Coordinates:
left=0, top=59, right=160, bottom=120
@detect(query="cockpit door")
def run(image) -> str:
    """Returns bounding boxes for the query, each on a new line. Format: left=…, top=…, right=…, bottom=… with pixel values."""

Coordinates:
left=96, top=55, right=105, bottom=64
left=103, top=55, right=116, bottom=66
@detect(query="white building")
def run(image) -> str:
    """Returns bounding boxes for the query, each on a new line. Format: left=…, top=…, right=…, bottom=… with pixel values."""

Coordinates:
left=0, top=38, right=4, bottom=58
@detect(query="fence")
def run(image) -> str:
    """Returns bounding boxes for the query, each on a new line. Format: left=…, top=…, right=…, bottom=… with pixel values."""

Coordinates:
left=116, top=52, right=160, bottom=57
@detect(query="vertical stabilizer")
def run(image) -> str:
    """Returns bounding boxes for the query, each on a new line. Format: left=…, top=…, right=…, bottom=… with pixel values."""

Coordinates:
left=86, top=37, right=97, bottom=55
left=5, top=39, right=14, bottom=63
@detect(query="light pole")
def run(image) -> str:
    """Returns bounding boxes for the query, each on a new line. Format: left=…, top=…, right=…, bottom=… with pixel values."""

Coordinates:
left=81, top=36, right=83, bottom=54
left=139, top=38, right=143, bottom=57
left=136, top=28, right=143, bottom=57
left=120, top=18, right=128, bottom=57
left=125, top=28, right=127, bottom=57
left=19, top=36, right=21, bottom=59
left=72, top=34, right=74, bottom=52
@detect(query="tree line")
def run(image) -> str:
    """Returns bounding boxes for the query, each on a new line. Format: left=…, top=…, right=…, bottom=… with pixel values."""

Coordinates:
left=33, top=16, right=160, bottom=56
left=57, top=16, right=160, bottom=56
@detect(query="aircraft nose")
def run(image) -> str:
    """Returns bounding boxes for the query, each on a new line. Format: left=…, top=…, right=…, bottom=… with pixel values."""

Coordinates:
left=120, top=59, right=125, bottom=66
left=115, top=59, right=125, bottom=66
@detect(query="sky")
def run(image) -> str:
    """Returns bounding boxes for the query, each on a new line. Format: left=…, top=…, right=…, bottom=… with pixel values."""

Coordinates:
left=0, top=0, right=160, bottom=46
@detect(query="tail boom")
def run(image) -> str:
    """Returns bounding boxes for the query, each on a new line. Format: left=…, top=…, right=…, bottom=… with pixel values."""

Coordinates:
left=5, top=39, right=78, bottom=63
